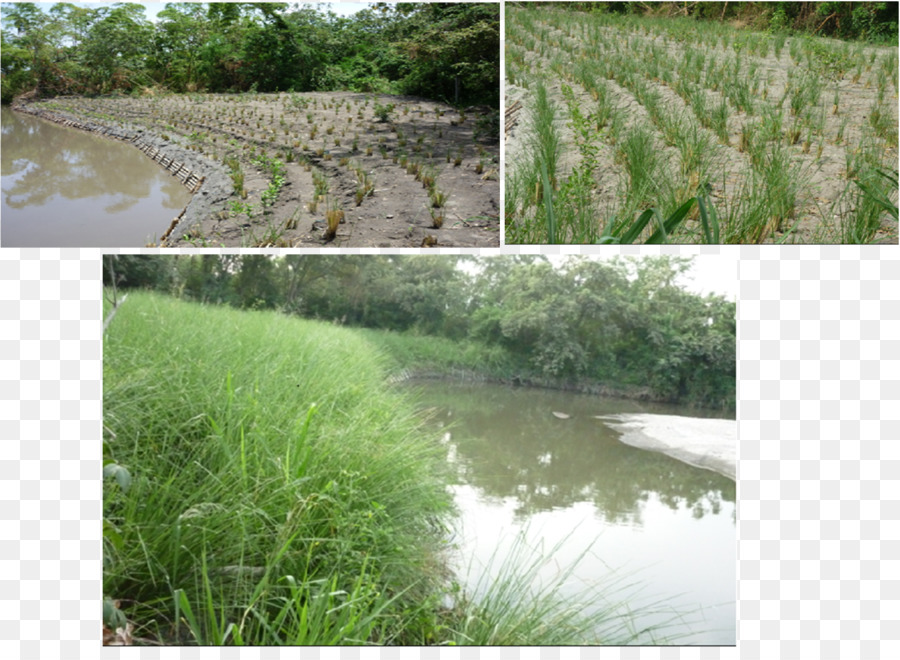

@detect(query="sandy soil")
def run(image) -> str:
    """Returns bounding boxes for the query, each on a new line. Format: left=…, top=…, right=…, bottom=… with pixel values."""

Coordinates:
left=506, top=14, right=898, bottom=243
left=19, top=92, right=500, bottom=247
left=597, top=413, right=736, bottom=481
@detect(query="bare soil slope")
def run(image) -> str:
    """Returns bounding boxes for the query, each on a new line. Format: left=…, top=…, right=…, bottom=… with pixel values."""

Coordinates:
left=21, top=92, right=499, bottom=247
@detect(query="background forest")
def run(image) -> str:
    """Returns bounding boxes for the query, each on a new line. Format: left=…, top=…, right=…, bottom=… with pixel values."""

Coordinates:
left=1, top=2, right=500, bottom=106
left=104, top=254, right=736, bottom=411
left=523, top=2, right=899, bottom=43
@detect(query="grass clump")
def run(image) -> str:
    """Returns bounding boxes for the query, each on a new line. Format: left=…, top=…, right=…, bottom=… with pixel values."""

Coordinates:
left=223, top=156, right=246, bottom=198
left=443, top=529, right=690, bottom=645
left=104, top=292, right=454, bottom=645
left=324, top=197, right=344, bottom=240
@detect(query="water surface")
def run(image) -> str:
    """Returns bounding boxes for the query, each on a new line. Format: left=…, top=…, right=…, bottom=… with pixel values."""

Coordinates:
left=1, top=106, right=192, bottom=247
left=412, top=381, right=736, bottom=645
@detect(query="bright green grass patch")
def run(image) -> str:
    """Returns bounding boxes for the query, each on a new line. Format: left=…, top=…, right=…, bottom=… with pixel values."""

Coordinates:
left=104, top=291, right=453, bottom=644
left=359, top=327, right=520, bottom=382
left=104, top=292, right=694, bottom=644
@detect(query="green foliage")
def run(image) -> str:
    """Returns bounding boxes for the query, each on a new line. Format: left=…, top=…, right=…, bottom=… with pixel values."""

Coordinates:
left=103, top=255, right=736, bottom=412
left=393, top=3, right=500, bottom=106
left=1, top=3, right=499, bottom=103
left=103, top=292, right=455, bottom=643
left=855, top=168, right=899, bottom=221
left=101, top=254, right=171, bottom=289
left=599, top=197, right=701, bottom=244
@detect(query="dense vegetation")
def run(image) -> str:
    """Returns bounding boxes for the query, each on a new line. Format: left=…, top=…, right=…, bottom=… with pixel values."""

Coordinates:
left=505, top=3, right=898, bottom=244
left=521, top=2, right=899, bottom=43
left=1, top=2, right=499, bottom=106
left=104, top=254, right=736, bottom=411
left=103, top=290, right=685, bottom=645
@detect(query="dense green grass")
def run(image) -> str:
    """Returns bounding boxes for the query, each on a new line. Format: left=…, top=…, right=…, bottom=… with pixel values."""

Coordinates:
left=104, top=291, right=455, bottom=644
left=104, top=292, right=675, bottom=645
left=358, top=328, right=519, bottom=382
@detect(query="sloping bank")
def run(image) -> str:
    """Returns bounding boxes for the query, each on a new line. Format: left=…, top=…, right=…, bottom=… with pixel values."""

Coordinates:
left=366, top=330, right=718, bottom=408
left=12, top=99, right=232, bottom=244
left=597, top=414, right=737, bottom=481
left=104, top=292, right=655, bottom=645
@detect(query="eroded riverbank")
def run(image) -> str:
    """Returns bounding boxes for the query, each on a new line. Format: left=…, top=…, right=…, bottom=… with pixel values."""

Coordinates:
left=2, top=105, right=195, bottom=246
left=14, top=92, right=500, bottom=247
left=11, top=100, right=239, bottom=246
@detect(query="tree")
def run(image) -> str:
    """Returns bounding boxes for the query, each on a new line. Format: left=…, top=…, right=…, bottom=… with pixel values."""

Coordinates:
left=231, top=255, right=279, bottom=309
left=394, top=3, right=500, bottom=106
left=152, top=3, right=209, bottom=92
left=102, top=255, right=171, bottom=290
left=1, top=3, right=51, bottom=98
left=80, top=3, right=153, bottom=92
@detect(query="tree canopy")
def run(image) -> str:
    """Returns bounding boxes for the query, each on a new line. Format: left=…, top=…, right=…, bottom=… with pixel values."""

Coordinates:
left=103, top=254, right=736, bottom=411
left=522, top=2, right=899, bottom=43
left=1, top=2, right=499, bottom=105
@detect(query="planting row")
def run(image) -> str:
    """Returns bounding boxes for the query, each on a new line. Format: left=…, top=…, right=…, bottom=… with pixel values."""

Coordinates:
left=505, top=6, right=898, bottom=244
left=33, top=91, right=499, bottom=247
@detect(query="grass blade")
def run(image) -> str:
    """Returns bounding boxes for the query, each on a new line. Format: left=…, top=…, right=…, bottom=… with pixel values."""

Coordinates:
left=697, top=195, right=720, bottom=243
left=618, top=209, right=655, bottom=243
left=541, top=162, right=556, bottom=243
left=646, top=198, right=697, bottom=243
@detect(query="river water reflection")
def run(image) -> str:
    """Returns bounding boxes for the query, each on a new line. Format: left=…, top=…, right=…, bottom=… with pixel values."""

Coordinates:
left=412, top=381, right=736, bottom=646
left=1, top=106, right=192, bottom=247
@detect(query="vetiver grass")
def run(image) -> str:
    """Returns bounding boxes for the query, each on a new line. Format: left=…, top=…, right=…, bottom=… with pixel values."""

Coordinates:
left=505, top=80, right=563, bottom=243
left=618, top=125, right=661, bottom=206
left=444, top=529, right=691, bottom=645
left=104, top=291, right=454, bottom=644
left=104, top=292, right=682, bottom=644
left=505, top=4, right=896, bottom=244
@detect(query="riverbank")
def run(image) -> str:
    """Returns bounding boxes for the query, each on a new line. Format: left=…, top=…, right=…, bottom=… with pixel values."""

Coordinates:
left=104, top=291, right=668, bottom=645
left=12, top=99, right=233, bottom=245
left=597, top=414, right=737, bottom=481
left=365, top=329, right=731, bottom=413
left=16, top=91, right=499, bottom=247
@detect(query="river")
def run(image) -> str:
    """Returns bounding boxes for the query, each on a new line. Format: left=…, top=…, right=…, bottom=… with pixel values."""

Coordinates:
left=412, top=380, right=736, bottom=646
left=0, top=106, right=192, bottom=247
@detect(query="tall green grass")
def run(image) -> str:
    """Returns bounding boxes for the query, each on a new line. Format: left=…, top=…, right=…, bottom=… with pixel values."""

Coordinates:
left=445, top=529, right=692, bottom=645
left=104, top=291, right=453, bottom=644
left=505, top=80, right=563, bottom=243
left=105, top=293, right=685, bottom=644
left=359, top=327, right=519, bottom=380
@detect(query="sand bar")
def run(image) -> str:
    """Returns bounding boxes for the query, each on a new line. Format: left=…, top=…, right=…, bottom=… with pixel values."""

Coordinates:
left=597, top=414, right=736, bottom=481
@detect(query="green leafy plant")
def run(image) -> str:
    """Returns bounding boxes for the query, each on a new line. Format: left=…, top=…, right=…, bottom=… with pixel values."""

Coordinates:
left=598, top=197, right=700, bottom=244
left=374, top=102, right=394, bottom=123
left=854, top=167, right=899, bottom=221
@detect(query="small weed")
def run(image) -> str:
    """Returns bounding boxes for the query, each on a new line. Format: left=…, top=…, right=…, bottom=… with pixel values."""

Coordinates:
left=374, top=102, right=395, bottom=122
left=430, top=188, right=448, bottom=208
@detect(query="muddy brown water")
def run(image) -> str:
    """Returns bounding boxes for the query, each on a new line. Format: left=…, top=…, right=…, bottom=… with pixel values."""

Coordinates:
left=411, top=380, right=736, bottom=645
left=1, top=106, right=192, bottom=247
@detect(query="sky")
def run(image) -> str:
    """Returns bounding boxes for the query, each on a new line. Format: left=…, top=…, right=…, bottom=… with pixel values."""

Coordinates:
left=678, top=253, right=738, bottom=301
